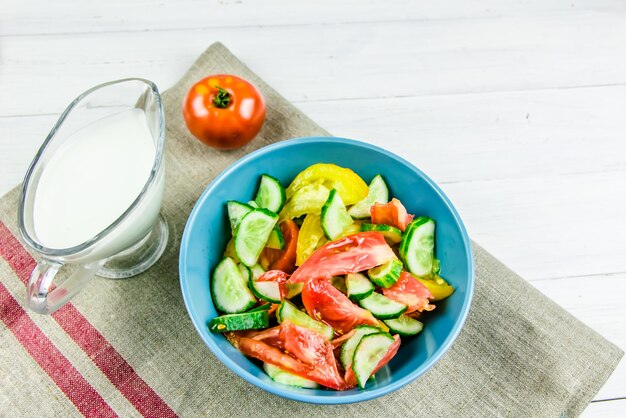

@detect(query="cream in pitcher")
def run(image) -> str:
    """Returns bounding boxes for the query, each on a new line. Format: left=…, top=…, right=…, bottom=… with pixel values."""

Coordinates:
left=19, top=78, right=168, bottom=315
left=33, top=108, right=156, bottom=249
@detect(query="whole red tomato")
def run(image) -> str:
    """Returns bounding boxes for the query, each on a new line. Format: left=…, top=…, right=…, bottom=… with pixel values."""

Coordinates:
left=182, top=74, right=266, bottom=149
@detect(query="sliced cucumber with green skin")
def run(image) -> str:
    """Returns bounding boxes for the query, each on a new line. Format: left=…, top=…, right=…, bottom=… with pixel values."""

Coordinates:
left=235, top=208, right=279, bottom=267
left=276, top=300, right=334, bottom=340
left=238, top=263, right=252, bottom=282
left=250, top=264, right=265, bottom=280
left=360, top=223, right=403, bottom=245
left=383, top=315, right=424, bottom=336
left=284, top=282, right=303, bottom=299
left=263, top=363, right=318, bottom=389
left=348, top=175, right=389, bottom=219
left=353, top=332, right=395, bottom=388
left=346, top=273, right=375, bottom=301
left=367, top=258, right=403, bottom=288
left=340, top=325, right=381, bottom=369
left=211, top=257, right=257, bottom=314
left=321, top=189, right=354, bottom=240
left=265, top=226, right=285, bottom=250
left=208, top=310, right=269, bottom=332
left=227, top=201, right=254, bottom=234
left=247, top=303, right=271, bottom=312
left=359, top=292, right=407, bottom=319
left=399, top=217, right=435, bottom=277
left=330, top=276, right=347, bottom=294
left=254, top=174, right=286, bottom=213
left=249, top=277, right=282, bottom=304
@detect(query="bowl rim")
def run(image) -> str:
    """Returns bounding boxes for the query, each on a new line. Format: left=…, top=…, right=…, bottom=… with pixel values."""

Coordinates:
left=179, top=136, right=474, bottom=404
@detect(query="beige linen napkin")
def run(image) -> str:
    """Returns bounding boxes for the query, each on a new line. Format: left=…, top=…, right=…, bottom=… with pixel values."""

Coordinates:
left=0, top=42, right=621, bottom=418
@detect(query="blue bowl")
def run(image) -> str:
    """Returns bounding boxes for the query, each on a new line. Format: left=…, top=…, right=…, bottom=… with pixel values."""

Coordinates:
left=179, top=137, right=474, bottom=404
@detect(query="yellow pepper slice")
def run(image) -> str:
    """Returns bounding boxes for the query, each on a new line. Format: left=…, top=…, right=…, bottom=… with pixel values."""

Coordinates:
left=296, top=214, right=326, bottom=266
left=286, top=163, right=368, bottom=206
left=416, top=275, right=455, bottom=301
left=279, top=183, right=330, bottom=220
left=223, top=238, right=241, bottom=263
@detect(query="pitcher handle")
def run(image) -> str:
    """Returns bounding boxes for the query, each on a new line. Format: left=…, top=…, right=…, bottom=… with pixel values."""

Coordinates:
left=26, top=258, right=103, bottom=314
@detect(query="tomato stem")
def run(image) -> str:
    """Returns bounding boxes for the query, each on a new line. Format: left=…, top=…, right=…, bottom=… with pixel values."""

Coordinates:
left=213, top=85, right=231, bottom=108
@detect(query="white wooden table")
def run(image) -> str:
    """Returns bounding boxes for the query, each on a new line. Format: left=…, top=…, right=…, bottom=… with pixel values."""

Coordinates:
left=2, top=1, right=624, bottom=415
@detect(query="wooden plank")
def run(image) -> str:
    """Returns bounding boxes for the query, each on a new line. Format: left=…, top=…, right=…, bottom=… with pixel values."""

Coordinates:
left=532, top=273, right=626, bottom=401
left=298, top=85, right=626, bottom=184
left=2, top=12, right=626, bottom=116
left=584, top=399, right=626, bottom=417
left=3, top=0, right=625, bottom=36
left=442, top=171, right=626, bottom=281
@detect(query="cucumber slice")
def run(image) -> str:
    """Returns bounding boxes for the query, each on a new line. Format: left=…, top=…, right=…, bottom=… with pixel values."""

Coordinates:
left=238, top=263, right=252, bottom=282
left=263, top=363, right=319, bottom=389
left=353, top=332, right=395, bottom=388
left=235, top=209, right=279, bottom=267
left=211, top=257, right=257, bottom=314
left=276, top=300, right=334, bottom=340
left=383, top=315, right=424, bottom=336
left=247, top=303, right=271, bottom=312
left=321, top=189, right=354, bottom=240
left=250, top=264, right=265, bottom=280
left=227, top=201, right=254, bottom=234
left=360, top=223, right=403, bottom=245
left=367, top=258, right=403, bottom=288
left=399, top=217, right=435, bottom=276
left=359, top=292, right=407, bottom=319
left=254, top=174, right=286, bottom=213
left=346, top=273, right=375, bottom=301
left=249, top=277, right=282, bottom=304
left=208, top=310, right=269, bottom=332
left=347, top=175, right=389, bottom=219
left=330, top=276, right=347, bottom=294
left=340, top=325, right=381, bottom=369
left=265, top=226, right=285, bottom=250
left=284, top=282, right=304, bottom=299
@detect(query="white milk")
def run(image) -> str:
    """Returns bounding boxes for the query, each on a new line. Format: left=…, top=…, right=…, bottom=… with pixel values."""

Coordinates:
left=33, top=108, right=159, bottom=251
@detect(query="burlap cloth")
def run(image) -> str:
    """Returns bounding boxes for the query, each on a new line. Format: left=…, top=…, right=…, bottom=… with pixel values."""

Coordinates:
left=0, top=43, right=622, bottom=417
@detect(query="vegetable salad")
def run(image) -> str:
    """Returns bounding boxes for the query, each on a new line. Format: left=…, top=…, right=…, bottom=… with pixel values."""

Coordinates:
left=209, top=163, right=454, bottom=390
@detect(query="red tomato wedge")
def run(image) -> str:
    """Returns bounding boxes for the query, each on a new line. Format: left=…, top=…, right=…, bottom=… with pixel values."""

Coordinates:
left=344, top=334, right=401, bottom=387
left=236, top=334, right=351, bottom=390
left=288, top=232, right=396, bottom=284
left=382, top=272, right=435, bottom=313
left=302, top=277, right=379, bottom=335
left=256, top=270, right=289, bottom=298
left=278, top=321, right=349, bottom=390
left=370, top=198, right=414, bottom=232
left=263, top=220, right=299, bottom=274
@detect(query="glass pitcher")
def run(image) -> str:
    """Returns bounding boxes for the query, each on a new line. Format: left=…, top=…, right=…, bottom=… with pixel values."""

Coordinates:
left=18, top=78, right=168, bottom=314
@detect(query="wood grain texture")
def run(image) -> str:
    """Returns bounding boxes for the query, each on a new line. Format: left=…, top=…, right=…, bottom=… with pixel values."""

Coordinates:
left=1, top=0, right=624, bottom=415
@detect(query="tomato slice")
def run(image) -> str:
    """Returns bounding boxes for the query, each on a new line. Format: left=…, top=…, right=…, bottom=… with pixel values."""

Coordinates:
left=236, top=333, right=350, bottom=390
left=344, top=334, right=400, bottom=387
left=288, top=232, right=396, bottom=284
left=302, top=277, right=379, bottom=335
left=382, top=271, right=435, bottom=313
left=262, top=220, right=299, bottom=274
left=370, top=198, right=414, bottom=232
left=256, top=269, right=289, bottom=298
left=278, top=321, right=349, bottom=390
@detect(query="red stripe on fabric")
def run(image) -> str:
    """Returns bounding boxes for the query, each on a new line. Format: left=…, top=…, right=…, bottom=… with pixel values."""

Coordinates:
left=0, top=222, right=177, bottom=418
left=0, top=282, right=118, bottom=418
